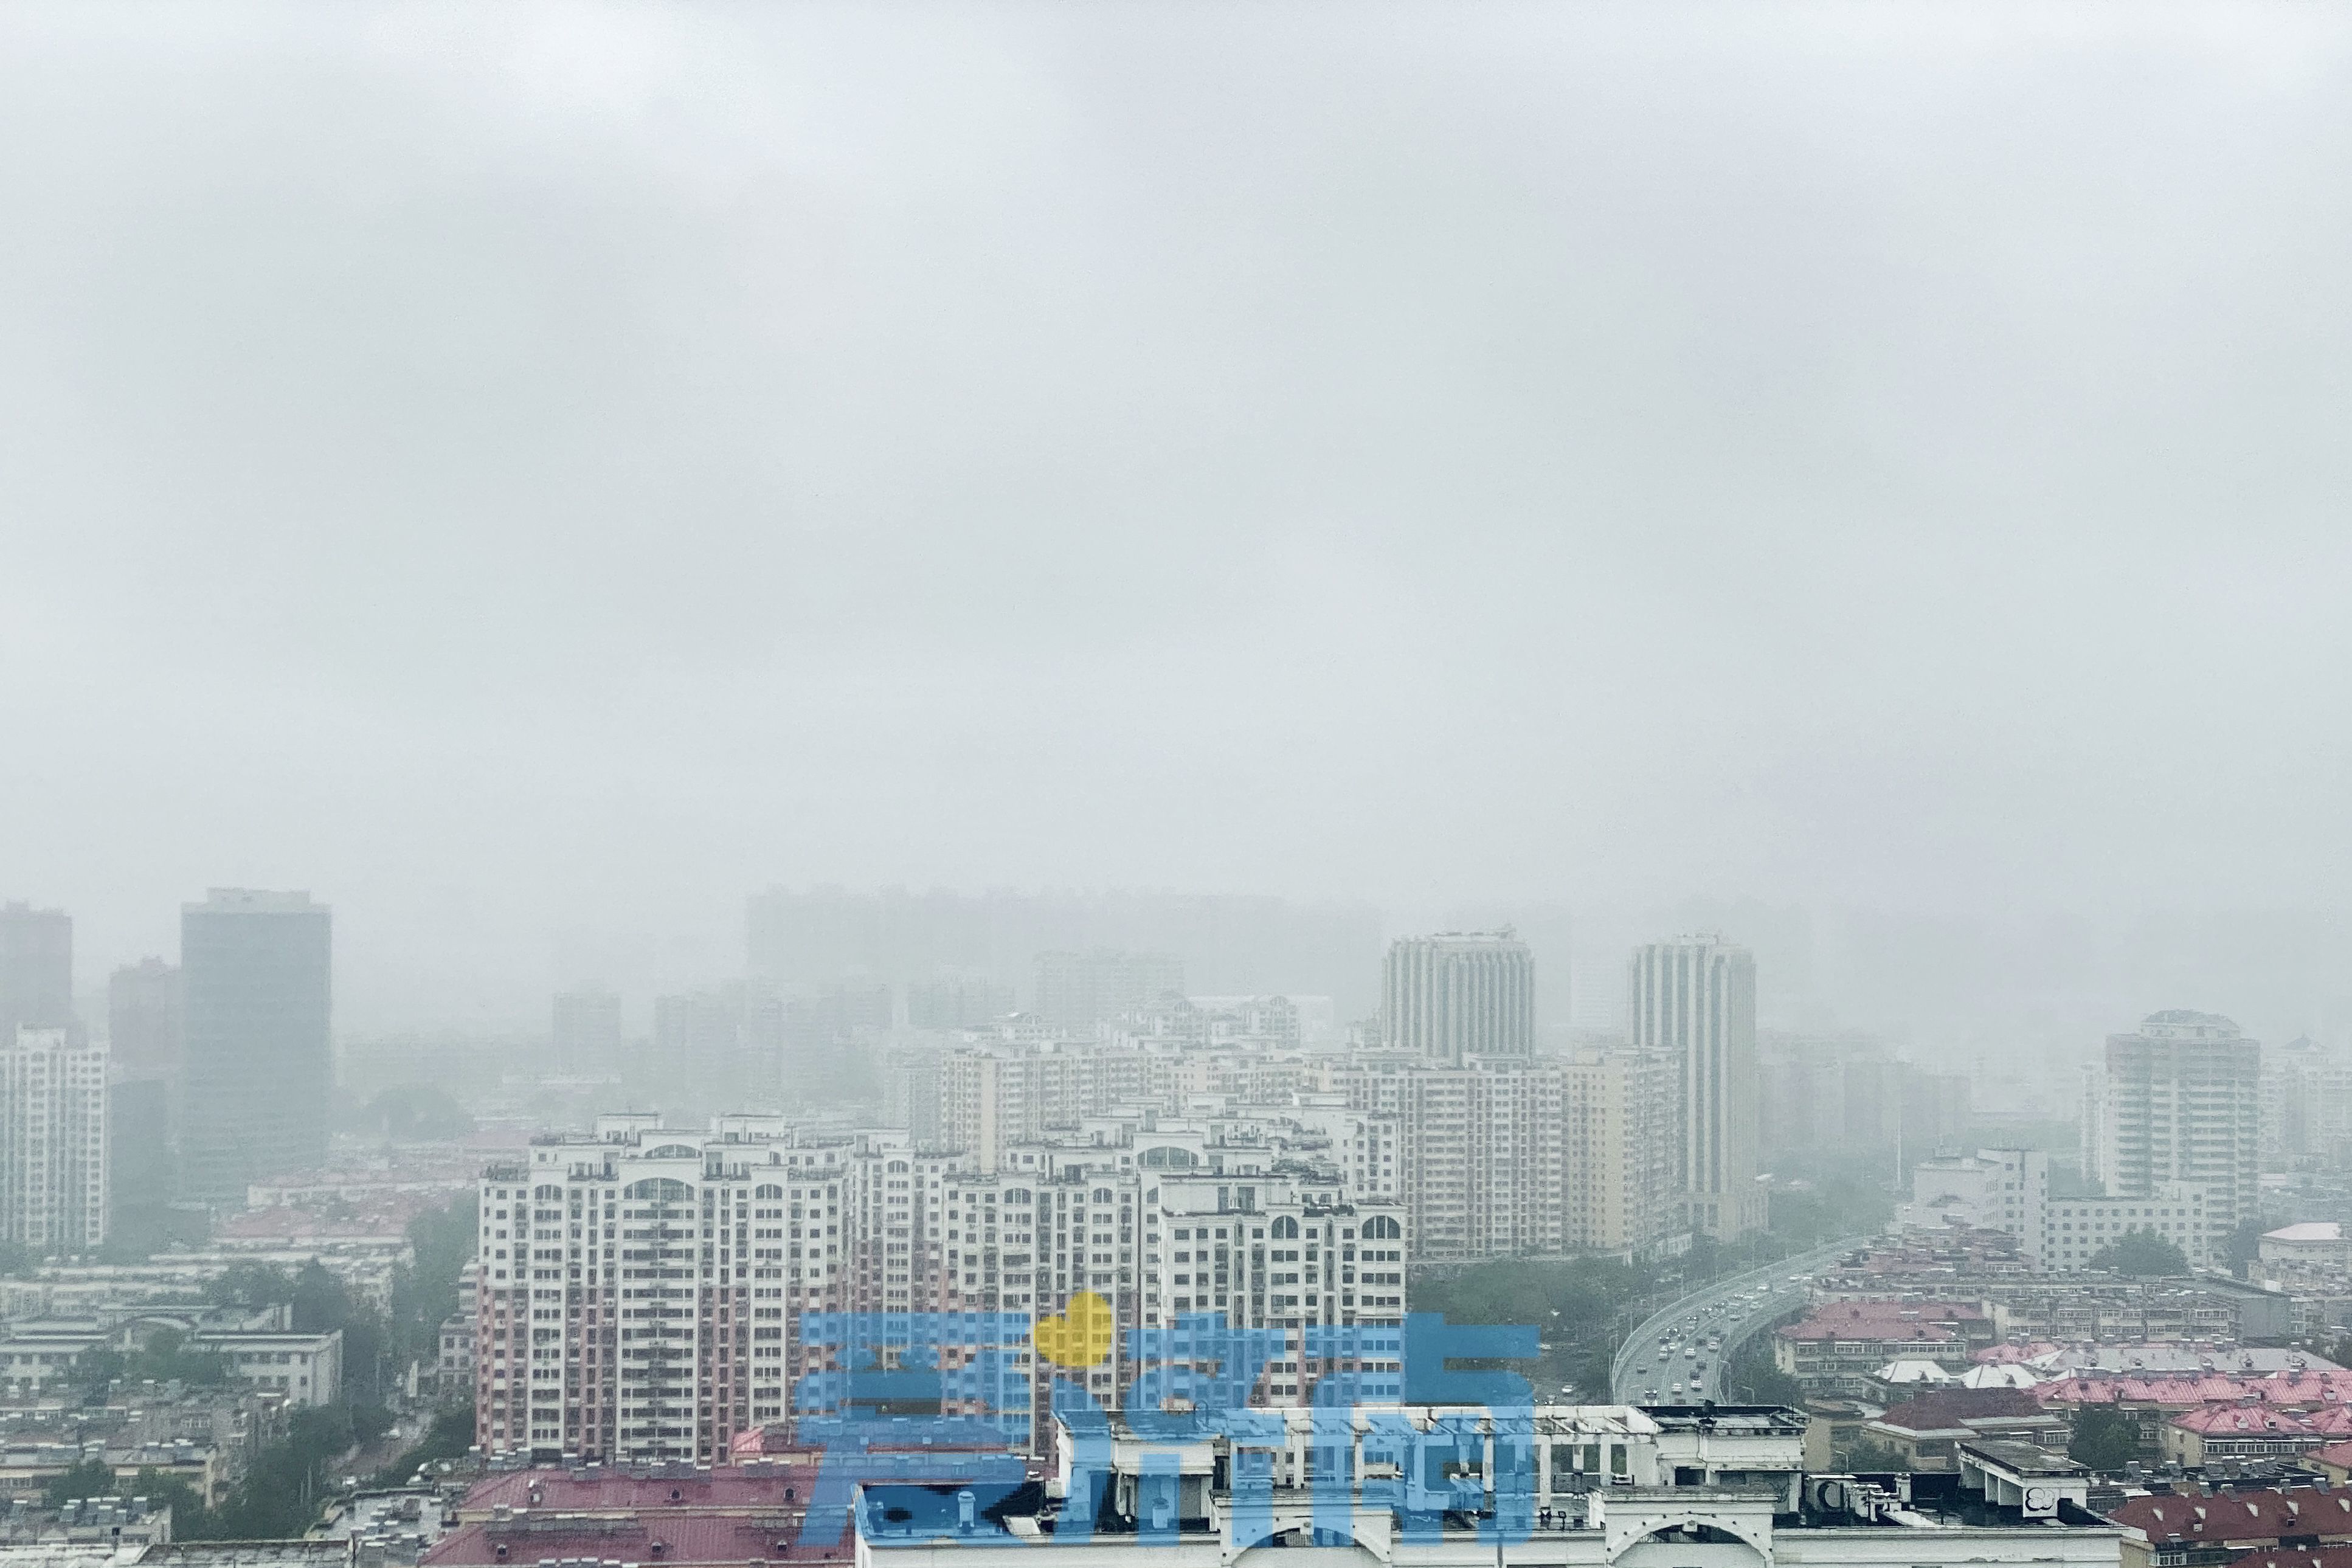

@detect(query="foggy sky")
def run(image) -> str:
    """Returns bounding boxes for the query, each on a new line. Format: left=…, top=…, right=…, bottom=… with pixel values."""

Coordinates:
left=3, top=3, right=2349, bottom=1037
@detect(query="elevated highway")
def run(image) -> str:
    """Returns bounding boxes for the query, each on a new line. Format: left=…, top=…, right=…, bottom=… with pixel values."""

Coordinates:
left=1608, top=1236, right=1867, bottom=1404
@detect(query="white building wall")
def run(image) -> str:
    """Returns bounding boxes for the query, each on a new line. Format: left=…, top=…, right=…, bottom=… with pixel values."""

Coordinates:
left=0, top=1026, right=108, bottom=1253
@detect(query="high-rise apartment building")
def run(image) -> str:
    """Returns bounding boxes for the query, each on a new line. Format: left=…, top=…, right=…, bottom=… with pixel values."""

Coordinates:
left=1560, top=1048, right=1678, bottom=1254
left=0, top=903, right=73, bottom=1045
left=476, top=1115, right=853, bottom=1463
left=1328, top=1052, right=1681, bottom=1261
left=179, top=889, right=332, bottom=1207
left=929, top=1038, right=1678, bottom=1263
left=1331, top=1057, right=1558, bottom=1257
left=2098, top=1009, right=2261, bottom=1242
left=1627, top=935, right=1761, bottom=1238
left=907, top=976, right=1014, bottom=1030
left=476, top=1113, right=1407, bottom=1464
left=0, top=1027, right=108, bottom=1251
left=552, top=986, right=625, bottom=1077
left=2258, top=1035, right=2352, bottom=1170
left=1032, top=950, right=1185, bottom=1034
left=1380, top=933, right=1534, bottom=1064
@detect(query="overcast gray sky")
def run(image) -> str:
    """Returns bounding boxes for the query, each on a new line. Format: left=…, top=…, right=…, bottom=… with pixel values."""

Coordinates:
left=2, top=3, right=2348, bottom=1037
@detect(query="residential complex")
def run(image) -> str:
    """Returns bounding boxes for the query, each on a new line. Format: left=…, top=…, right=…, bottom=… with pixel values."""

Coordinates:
left=472, top=1112, right=1409, bottom=1465
left=2095, top=1009, right=2261, bottom=1243
left=0, top=1027, right=108, bottom=1252
left=1380, top=931, right=1534, bottom=1063
left=1032, top=949, right=1185, bottom=1033
left=1627, top=934, right=1762, bottom=1237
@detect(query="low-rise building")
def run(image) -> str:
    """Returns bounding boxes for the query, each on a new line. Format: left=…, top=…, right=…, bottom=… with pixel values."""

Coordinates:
left=1863, top=1388, right=2072, bottom=1471
left=1774, top=1300, right=1996, bottom=1393
left=2264, top=1224, right=2352, bottom=1271
left=0, top=1314, right=342, bottom=1406
left=2161, top=1404, right=2352, bottom=1467
left=2099, top=1482, right=2352, bottom=1568
left=0, top=1493, right=174, bottom=1549
left=847, top=1404, right=2116, bottom=1568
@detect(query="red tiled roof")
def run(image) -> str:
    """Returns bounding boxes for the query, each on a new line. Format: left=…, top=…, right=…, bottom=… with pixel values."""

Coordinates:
left=2230, top=1552, right=2352, bottom=1568
left=459, top=1467, right=818, bottom=1516
left=426, top=1514, right=851, bottom=1567
left=2040, top=1376, right=2319, bottom=1407
left=2173, top=1406, right=2319, bottom=1437
left=2106, top=1488, right=2352, bottom=1545
left=1778, top=1300, right=1985, bottom=1344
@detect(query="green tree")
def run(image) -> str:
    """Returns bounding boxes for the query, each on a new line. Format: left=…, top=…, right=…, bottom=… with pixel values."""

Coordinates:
left=2227, top=1219, right=2266, bottom=1277
left=43, top=1458, right=118, bottom=1507
left=2088, top=1228, right=2189, bottom=1277
left=125, top=1468, right=212, bottom=1536
left=1841, top=1437, right=1908, bottom=1471
left=76, top=1346, right=127, bottom=1404
left=1726, top=1342, right=1804, bottom=1406
left=1408, top=1254, right=1646, bottom=1398
left=130, top=1327, right=233, bottom=1387
left=370, top=1407, right=476, bottom=1488
left=2070, top=1404, right=2140, bottom=1470
left=207, top=1260, right=295, bottom=1308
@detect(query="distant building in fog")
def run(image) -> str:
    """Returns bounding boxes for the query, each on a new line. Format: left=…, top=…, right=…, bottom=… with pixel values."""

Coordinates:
left=1380, top=931, right=1535, bottom=1065
left=1, top=1026, right=107, bottom=1250
left=107, top=958, right=182, bottom=1082
left=1033, top=950, right=1183, bottom=1034
left=106, top=958, right=183, bottom=1219
left=2257, top=1034, right=2352, bottom=1170
left=1841, top=1058, right=1973, bottom=1159
left=745, top=885, right=1380, bottom=1013
left=179, top=889, right=331, bottom=1207
left=905, top=975, right=1013, bottom=1030
left=552, top=986, right=624, bottom=1076
left=2098, top=1009, right=2261, bottom=1241
left=0, top=903, right=73, bottom=1045
left=1628, top=934, right=1761, bottom=1238
left=652, top=989, right=743, bottom=1101
left=879, top=1045, right=945, bottom=1144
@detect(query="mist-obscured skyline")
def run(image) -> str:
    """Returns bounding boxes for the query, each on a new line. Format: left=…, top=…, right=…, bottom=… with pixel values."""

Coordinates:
left=4, top=5, right=2347, bottom=1041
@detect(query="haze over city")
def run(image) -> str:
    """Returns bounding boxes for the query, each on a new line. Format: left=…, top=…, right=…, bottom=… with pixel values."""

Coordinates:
left=7, top=3, right=2352, bottom=1556
left=4, top=4, right=2349, bottom=1054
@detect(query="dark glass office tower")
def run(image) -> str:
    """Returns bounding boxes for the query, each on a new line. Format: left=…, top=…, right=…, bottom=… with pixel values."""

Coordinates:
left=0, top=901, right=73, bottom=1043
left=179, top=889, right=331, bottom=1207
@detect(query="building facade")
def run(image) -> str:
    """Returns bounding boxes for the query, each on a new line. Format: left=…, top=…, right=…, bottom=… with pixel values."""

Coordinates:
left=551, top=986, right=624, bottom=1077
left=179, top=889, right=332, bottom=1207
left=106, top=958, right=182, bottom=1084
left=0, top=1026, right=108, bottom=1251
left=1032, top=950, right=1185, bottom=1034
left=1380, top=932, right=1534, bottom=1064
left=1561, top=1048, right=1679, bottom=1254
left=1627, top=935, right=1761, bottom=1238
left=2097, top=1010, right=2260, bottom=1244
left=475, top=1114, right=1409, bottom=1465
left=0, top=903, right=72, bottom=1048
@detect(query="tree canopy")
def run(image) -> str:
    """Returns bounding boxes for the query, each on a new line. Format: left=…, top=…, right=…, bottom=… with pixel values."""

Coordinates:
left=2089, top=1228, right=2188, bottom=1277
left=2070, top=1404, right=2140, bottom=1470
